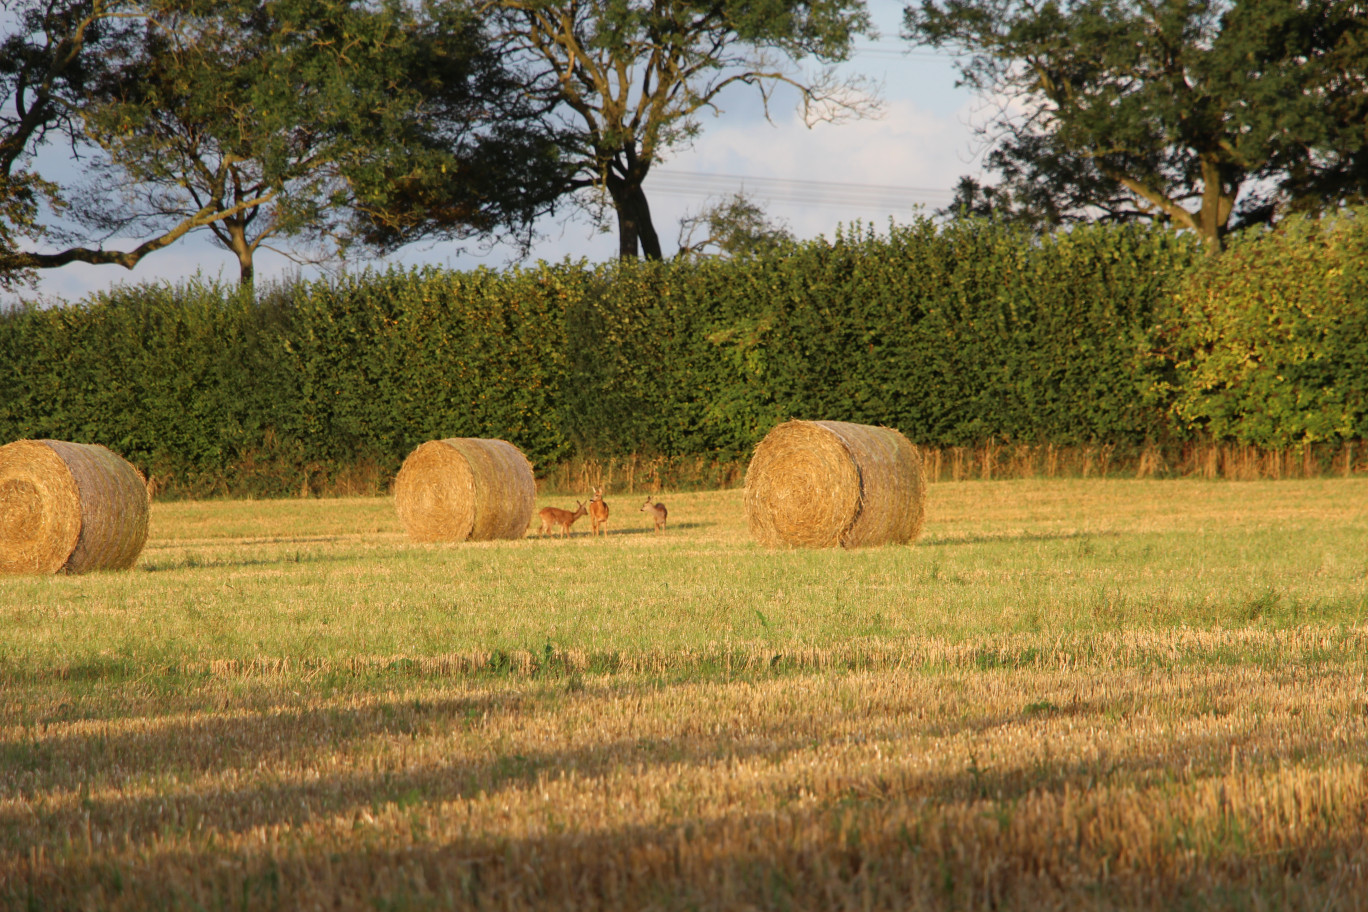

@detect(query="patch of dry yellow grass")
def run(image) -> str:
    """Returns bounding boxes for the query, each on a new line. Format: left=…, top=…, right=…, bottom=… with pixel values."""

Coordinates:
left=4, top=628, right=1368, bottom=909
left=3, top=478, right=1367, bottom=909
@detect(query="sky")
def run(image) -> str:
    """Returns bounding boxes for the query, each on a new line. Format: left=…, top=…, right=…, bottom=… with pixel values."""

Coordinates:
left=18, top=0, right=989, bottom=304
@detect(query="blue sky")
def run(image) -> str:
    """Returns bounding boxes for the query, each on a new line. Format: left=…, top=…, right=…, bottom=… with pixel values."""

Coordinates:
left=21, top=0, right=986, bottom=303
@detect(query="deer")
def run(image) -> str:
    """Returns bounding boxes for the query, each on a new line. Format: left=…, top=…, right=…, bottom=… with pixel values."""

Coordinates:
left=640, top=497, right=668, bottom=532
left=537, top=500, right=587, bottom=537
left=587, top=487, right=609, bottom=536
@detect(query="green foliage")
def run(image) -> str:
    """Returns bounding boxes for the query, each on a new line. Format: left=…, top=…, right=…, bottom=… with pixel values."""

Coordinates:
left=0, top=278, right=300, bottom=493
left=0, top=0, right=144, bottom=285
left=76, top=0, right=453, bottom=285
left=556, top=218, right=1197, bottom=465
left=4, top=214, right=1366, bottom=497
left=1164, top=211, right=1368, bottom=445
left=280, top=265, right=577, bottom=476
left=490, top=0, right=874, bottom=258
left=0, top=0, right=557, bottom=287
left=905, top=0, right=1368, bottom=250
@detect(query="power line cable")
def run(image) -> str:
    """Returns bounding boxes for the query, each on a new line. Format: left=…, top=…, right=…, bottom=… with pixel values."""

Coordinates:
left=647, top=170, right=956, bottom=209
left=851, top=44, right=957, bottom=61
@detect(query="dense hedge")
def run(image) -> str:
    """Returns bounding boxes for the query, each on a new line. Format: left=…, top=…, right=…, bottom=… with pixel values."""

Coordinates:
left=1163, top=212, right=1368, bottom=446
left=0, top=281, right=299, bottom=494
left=2, top=212, right=1364, bottom=497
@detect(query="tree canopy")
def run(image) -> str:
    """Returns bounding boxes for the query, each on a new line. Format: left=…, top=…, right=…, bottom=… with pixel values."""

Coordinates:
left=0, top=0, right=564, bottom=289
left=676, top=191, right=795, bottom=259
left=905, top=0, right=1368, bottom=251
left=0, top=0, right=142, bottom=287
left=485, top=0, right=876, bottom=260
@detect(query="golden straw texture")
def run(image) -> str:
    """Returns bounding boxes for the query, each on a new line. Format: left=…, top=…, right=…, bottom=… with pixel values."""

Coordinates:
left=394, top=438, right=536, bottom=542
left=0, top=439, right=150, bottom=575
left=744, top=420, right=926, bottom=548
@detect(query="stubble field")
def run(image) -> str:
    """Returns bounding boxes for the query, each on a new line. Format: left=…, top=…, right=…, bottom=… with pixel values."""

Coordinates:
left=3, top=478, right=1368, bottom=910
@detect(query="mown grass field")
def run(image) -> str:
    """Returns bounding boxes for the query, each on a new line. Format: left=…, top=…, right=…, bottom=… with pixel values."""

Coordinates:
left=3, top=478, right=1368, bottom=910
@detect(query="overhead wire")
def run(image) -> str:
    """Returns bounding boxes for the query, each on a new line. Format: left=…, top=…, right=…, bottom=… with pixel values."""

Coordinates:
left=638, top=42, right=964, bottom=211
left=646, top=170, right=956, bottom=209
left=851, top=45, right=958, bottom=61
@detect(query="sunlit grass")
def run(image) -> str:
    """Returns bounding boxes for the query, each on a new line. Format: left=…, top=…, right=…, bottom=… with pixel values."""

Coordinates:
left=2, top=478, right=1368, bottom=909
left=3, top=480, right=1366, bottom=673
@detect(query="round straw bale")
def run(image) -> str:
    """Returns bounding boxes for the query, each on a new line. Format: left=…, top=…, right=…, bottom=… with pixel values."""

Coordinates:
left=0, top=439, right=150, bottom=575
left=744, top=420, right=926, bottom=549
left=394, top=438, right=535, bottom=542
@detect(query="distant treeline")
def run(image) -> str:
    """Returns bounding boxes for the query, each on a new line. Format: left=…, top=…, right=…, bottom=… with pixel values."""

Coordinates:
left=2, top=213, right=1365, bottom=498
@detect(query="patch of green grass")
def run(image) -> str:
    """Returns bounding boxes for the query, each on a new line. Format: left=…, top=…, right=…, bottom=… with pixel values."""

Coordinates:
left=5, top=478, right=1368, bottom=911
left=2, top=479, right=1366, bottom=695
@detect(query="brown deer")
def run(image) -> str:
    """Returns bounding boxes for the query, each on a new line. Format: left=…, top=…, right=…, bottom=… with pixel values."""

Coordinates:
left=640, top=497, right=668, bottom=532
left=588, top=487, right=609, bottom=536
left=537, top=501, right=587, bottom=537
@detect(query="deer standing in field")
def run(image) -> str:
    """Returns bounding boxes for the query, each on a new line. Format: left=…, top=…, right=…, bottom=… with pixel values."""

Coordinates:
left=588, top=487, right=609, bottom=536
left=640, top=497, right=667, bottom=532
left=538, top=501, right=587, bottom=537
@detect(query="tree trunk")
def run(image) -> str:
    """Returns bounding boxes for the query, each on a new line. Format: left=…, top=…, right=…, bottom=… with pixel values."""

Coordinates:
left=614, top=192, right=639, bottom=259
left=1198, top=155, right=1235, bottom=255
left=629, top=184, right=662, bottom=260
left=223, top=219, right=256, bottom=291
left=607, top=177, right=663, bottom=261
left=236, top=250, right=255, bottom=290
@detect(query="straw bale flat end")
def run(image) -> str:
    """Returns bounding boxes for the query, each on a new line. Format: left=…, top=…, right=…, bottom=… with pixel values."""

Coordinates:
left=744, top=420, right=926, bottom=549
left=395, top=438, right=536, bottom=542
left=0, top=439, right=150, bottom=575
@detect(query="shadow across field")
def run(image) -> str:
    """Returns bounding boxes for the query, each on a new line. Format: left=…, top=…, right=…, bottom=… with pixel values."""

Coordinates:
left=9, top=703, right=1364, bottom=910
left=146, top=535, right=381, bottom=548
left=2, top=670, right=1351, bottom=857
left=138, top=552, right=358, bottom=572
left=921, top=529, right=1125, bottom=547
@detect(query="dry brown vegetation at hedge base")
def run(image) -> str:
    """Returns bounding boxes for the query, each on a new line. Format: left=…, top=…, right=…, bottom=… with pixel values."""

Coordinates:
left=539, top=440, right=1368, bottom=495
left=3, top=480, right=1368, bottom=908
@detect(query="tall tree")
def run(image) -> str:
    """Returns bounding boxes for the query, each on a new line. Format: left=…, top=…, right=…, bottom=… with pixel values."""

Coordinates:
left=341, top=1, right=568, bottom=258
left=0, top=0, right=143, bottom=288
left=1, top=0, right=563, bottom=291
left=905, top=0, right=1368, bottom=252
left=676, top=191, right=794, bottom=259
left=485, top=0, right=876, bottom=260
left=1272, top=0, right=1368, bottom=215
left=72, top=0, right=560, bottom=289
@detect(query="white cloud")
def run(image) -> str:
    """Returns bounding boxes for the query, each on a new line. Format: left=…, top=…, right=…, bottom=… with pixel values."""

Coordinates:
left=653, top=94, right=986, bottom=242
